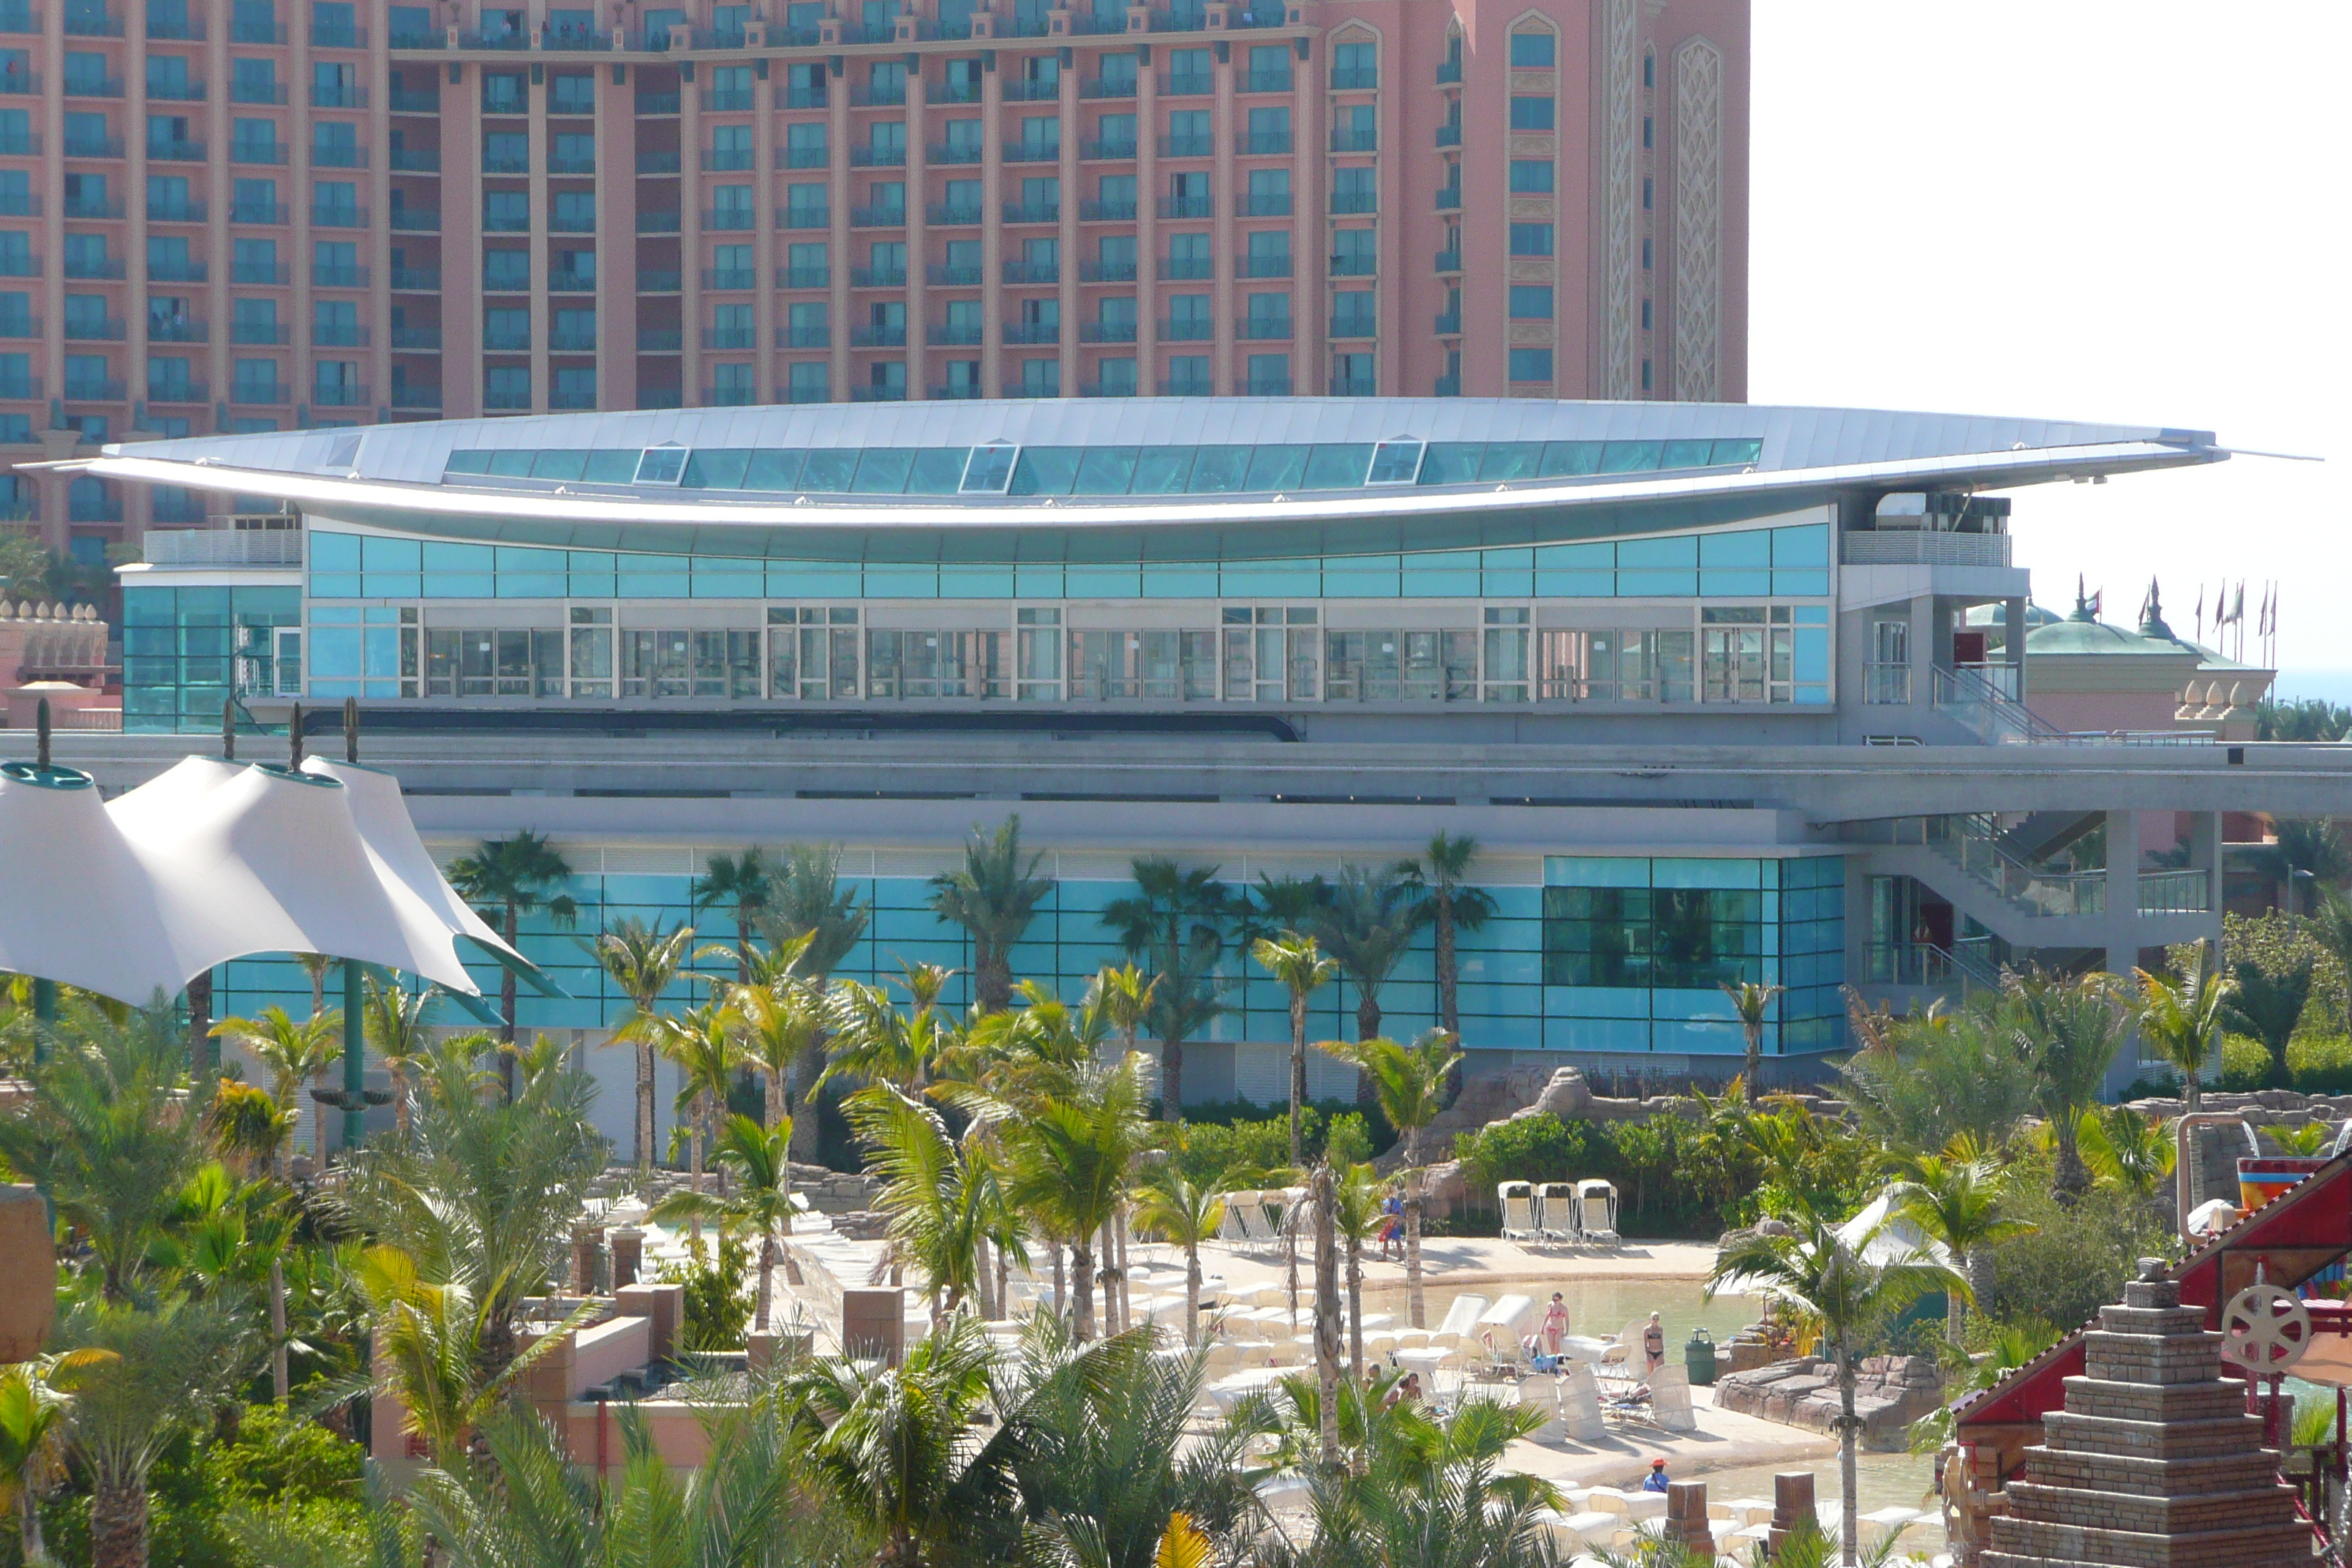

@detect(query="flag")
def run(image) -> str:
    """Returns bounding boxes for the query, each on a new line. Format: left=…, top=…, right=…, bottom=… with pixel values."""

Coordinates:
left=2231, top=582, right=2245, bottom=626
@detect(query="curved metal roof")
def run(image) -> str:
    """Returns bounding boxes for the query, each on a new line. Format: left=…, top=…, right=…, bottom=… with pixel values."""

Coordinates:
left=63, top=396, right=2225, bottom=559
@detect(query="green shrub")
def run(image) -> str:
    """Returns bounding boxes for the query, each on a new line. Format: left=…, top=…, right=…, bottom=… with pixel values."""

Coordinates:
left=1164, top=1101, right=1390, bottom=1186
left=1985, top=1167, right=2174, bottom=1336
left=2215, top=1033, right=2352, bottom=1095
left=658, top=1233, right=753, bottom=1352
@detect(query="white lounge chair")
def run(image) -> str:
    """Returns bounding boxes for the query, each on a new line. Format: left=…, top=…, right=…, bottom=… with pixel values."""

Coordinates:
left=1553, top=1362, right=1608, bottom=1440
left=1535, top=1180, right=1578, bottom=1243
left=1233, top=1194, right=1281, bottom=1251
left=1649, top=1365, right=1696, bottom=1432
left=1498, top=1180, right=1539, bottom=1243
left=1216, top=1191, right=1256, bottom=1248
left=1575, top=1180, right=1621, bottom=1246
left=1430, top=1292, right=1490, bottom=1349
left=1599, top=1317, right=1648, bottom=1366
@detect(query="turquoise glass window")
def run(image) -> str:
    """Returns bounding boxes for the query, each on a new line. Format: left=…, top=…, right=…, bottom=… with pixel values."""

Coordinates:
left=1661, top=439, right=1712, bottom=469
left=1539, top=441, right=1603, bottom=476
left=1599, top=441, right=1662, bottom=472
left=1710, top=437, right=1764, bottom=465
left=907, top=448, right=968, bottom=494
left=310, top=531, right=361, bottom=571
left=1009, top=447, right=1082, bottom=495
left=796, top=450, right=858, bottom=491
left=1478, top=442, right=1543, bottom=481
left=442, top=450, right=494, bottom=474
left=1074, top=446, right=1140, bottom=494
left=583, top=450, right=639, bottom=483
left=1186, top=445, right=1250, bottom=492
left=1417, top=442, right=1482, bottom=485
left=1243, top=445, right=1309, bottom=492
left=851, top=448, right=917, bottom=493
left=530, top=450, right=589, bottom=481
left=683, top=448, right=753, bottom=489
left=1301, top=444, right=1371, bottom=489
left=1131, top=447, right=1194, bottom=494
left=486, top=451, right=535, bottom=477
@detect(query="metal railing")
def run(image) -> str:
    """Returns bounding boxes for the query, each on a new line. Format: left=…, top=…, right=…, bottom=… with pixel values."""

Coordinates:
left=389, top=149, right=442, bottom=173
left=1863, top=663, right=1912, bottom=706
left=143, top=527, right=305, bottom=568
left=1866, top=939, right=2002, bottom=993
left=1880, top=813, right=2108, bottom=919
left=2138, top=869, right=2212, bottom=916
left=1842, top=529, right=2013, bottom=568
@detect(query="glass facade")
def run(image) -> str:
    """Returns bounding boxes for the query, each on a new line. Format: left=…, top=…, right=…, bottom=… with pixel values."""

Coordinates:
left=304, top=523, right=1831, bottom=600
left=1539, top=855, right=1845, bottom=1056
left=207, top=851, right=1838, bottom=1066
left=121, top=584, right=302, bottom=731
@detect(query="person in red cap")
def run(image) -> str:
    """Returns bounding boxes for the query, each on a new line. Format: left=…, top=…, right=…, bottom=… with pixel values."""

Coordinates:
left=1642, top=1458, right=1672, bottom=1493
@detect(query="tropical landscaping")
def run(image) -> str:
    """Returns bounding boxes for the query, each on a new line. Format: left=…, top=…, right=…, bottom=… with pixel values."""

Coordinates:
left=2, top=806, right=2351, bottom=1567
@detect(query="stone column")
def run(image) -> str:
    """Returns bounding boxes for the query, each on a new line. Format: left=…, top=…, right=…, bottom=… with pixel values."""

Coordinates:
left=610, top=1226, right=642, bottom=1289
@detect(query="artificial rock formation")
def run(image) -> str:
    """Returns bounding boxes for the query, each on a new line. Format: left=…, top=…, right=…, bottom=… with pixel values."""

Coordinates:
left=1713, top=1354, right=1945, bottom=1450
left=1983, top=1261, right=2308, bottom=1568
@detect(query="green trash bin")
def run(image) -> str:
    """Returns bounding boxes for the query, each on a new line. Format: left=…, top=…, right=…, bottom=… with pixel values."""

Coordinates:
left=1684, top=1327, right=1718, bottom=1387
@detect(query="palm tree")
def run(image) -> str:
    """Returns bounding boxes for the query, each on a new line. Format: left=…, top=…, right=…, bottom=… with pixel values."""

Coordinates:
left=823, top=963, right=957, bottom=1096
left=0, top=1357, right=91, bottom=1567
left=1003, top=1055, right=1153, bottom=1341
left=356, top=1244, right=592, bottom=1467
left=1718, top=979, right=1786, bottom=1101
left=1251, top=933, right=1340, bottom=1166
left=2269, top=818, right=2351, bottom=916
left=203, top=1079, right=295, bottom=1183
left=764, top=843, right=870, bottom=1158
left=1885, top=1144, right=2036, bottom=1344
left=2225, top=958, right=2314, bottom=1092
left=690, top=847, right=777, bottom=982
left=1332, top=1160, right=1382, bottom=1380
left=1239, top=872, right=1332, bottom=949
left=361, top=976, right=438, bottom=1139
left=2130, top=946, right=2234, bottom=1111
left=446, top=830, right=579, bottom=1095
left=1102, top=857, right=1234, bottom=1113
left=1311, top=863, right=1427, bottom=1104
left=845, top=1085, right=1009, bottom=1329
left=728, top=968, right=826, bottom=1134
left=1323, top=1031, right=1460, bottom=1330
left=0, top=1003, right=208, bottom=1303
left=930, top=815, right=1055, bottom=1014
left=1400, top=832, right=1496, bottom=1049
left=590, top=919, right=698, bottom=1180
left=53, top=1297, right=259, bottom=1568
left=661, top=1002, right=741, bottom=1201
left=648, top=1113, right=798, bottom=1332
left=1133, top=1166, right=1225, bottom=1348
left=1710, top=1211, right=1964, bottom=1567
left=210, top=1004, right=342, bottom=1161
left=2008, top=972, right=2129, bottom=1205
left=2078, top=1105, right=2177, bottom=1199
left=1085, top=961, right=1156, bottom=1055
left=1309, top=1161, right=1343, bottom=1473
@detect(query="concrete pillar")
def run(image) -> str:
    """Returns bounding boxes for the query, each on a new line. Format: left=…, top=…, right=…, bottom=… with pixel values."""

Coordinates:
left=2006, top=594, right=2029, bottom=696
left=0, top=1184, right=55, bottom=1360
left=2103, top=808, right=2140, bottom=949
left=610, top=1226, right=643, bottom=1289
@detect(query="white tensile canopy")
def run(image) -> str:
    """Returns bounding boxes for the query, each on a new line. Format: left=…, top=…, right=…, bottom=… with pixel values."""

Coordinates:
left=0, top=754, right=550, bottom=1006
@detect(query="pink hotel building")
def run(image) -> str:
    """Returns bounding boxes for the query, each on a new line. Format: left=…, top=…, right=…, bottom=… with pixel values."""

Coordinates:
left=0, top=0, right=1746, bottom=559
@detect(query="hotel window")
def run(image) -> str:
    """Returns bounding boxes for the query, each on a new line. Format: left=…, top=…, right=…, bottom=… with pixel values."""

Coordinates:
left=1323, top=629, right=1474, bottom=702
left=1509, top=29, right=1555, bottom=67
left=1019, top=358, right=1059, bottom=396
left=1482, top=607, right=1531, bottom=703
left=617, top=628, right=762, bottom=699
left=1509, top=223, right=1554, bottom=257
left=1509, top=96, right=1555, bottom=130
left=787, top=362, right=829, bottom=402
left=1069, top=629, right=1215, bottom=701
left=1507, top=348, right=1553, bottom=383
left=1508, top=160, right=1555, bottom=194
left=426, top=627, right=567, bottom=698
left=1538, top=630, right=1695, bottom=703
left=1508, top=286, right=1553, bottom=320
left=765, top=607, right=862, bottom=701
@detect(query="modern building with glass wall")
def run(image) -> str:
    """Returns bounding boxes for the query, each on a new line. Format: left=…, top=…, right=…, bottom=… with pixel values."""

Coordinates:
left=45, top=394, right=2352, bottom=1142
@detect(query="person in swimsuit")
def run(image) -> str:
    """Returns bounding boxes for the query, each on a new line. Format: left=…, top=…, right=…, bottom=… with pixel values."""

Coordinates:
left=1643, top=1311, right=1666, bottom=1373
left=1541, top=1292, right=1569, bottom=1354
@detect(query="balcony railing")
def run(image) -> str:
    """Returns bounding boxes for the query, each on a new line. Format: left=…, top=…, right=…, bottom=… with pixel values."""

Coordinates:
left=391, top=327, right=442, bottom=350
left=1237, top=130, right=1292, bottom=155
left=391, top=267, right=441, bottom=291
left=929, top=382, right=983, bottom=400
left=1081, top=258, right=1138, bottom=282
left=1240, top=69, right=1292, bottom=93
left=483, top=328, right=531, bottom=351
left=230, top=321, right=289, bottom=344
left=1003, top=140, right=1060, bottom=162
left=1841, top=529, right=2013, bottom=568
left=389, top=386, right=443, bottom=410
left=703, top=207, right=757, bottom=230
left=1329, top=314, right=1376, bottom=339
left=1158, top=375, right=1213, bottom=396
left=312, top=324, right=369, bottom=347
left=1160, top=317, right=1212, bottom=341
left=780, top=324, right=832, bottom=348
left=389, top=89, right=439, bottom=113
left=549, top=153, right=595, bottom=174
left=703, top=148, right=755, bottom=171
left=230, top=80, right=288, bottom=104
left=1328, top=376, right=1375, bottom=396
left=388, top=148, right=440, bottom=172
left=1002, top=200, right=1060, bottom=224
left=549, top=328, right=597, bottom=352
left=62, top=375, right=125, bottom=400
left=1080, top=198, right=1137, bottom=221
left=143, top=528, right=306, bottom=568
left=1329, top=128, right=1376, bottom=152
left=1433, top=248, right=1462, bottom=273
left=1237, top=253, right=1292, bottom=278
left=64, top=256, right=126, bottom=279
left=310, top=83, right=367, bottom=108
left=849, top=143, right=906, bottom=167
left=636, top=328, right=683, bottom=352
left=1082, top=320, right=1137, bottom=343
left=1236, top=192, right=1292, bottom=216
left=852, top=265, right=908, bottom=288
left=1003, top=260, right=1059, bottom=284
left=312, top=264, right=368, bottom=288
left=637, top=269, right=681, bottom=292
left=1863, top=664, right=1912, bottom=706
left=146, top=379, right=208, bottom=404
left=1330, top=253, right=1376, bottom=277
left=1243, top=375, right=1292, bottom=396
left=777, top=206, right=831, bottom=229
left=850, top=324, right=908, bottom=347
left=1003, top=322, right=1060, bottom=344
left=703, top=267, right=756, bottom=290
left=388, top=208, right=440, bottom=231
left=1158, top=195, right=1212, bottom=219
left=1329, top=66, right=1377, bottom=90
left=1158, top=132, right=1213, bottom=157
left=64, top=316, right=124, bottom=339
left=927, top=202, right=984, bottom=226
left=926, top=323, right=983, bottom=346
left=311, top=204, right=369, bottom=227
left=927, top=263, right=981, bottom=285
left=778, top=265, right=830, bottom=288
left=1433, top=310, right=1460, bottom=335
left=312, top=21, right=365, bottom=46
left=145, top=79, right=206, bottom=101
left=550, top=386, right=597, bottom=409
left=850, top=204, right=907, bottom=227
left=1239, top=316, right=1292, bottom=340
left=1160, top=255, right=1213, bottom=280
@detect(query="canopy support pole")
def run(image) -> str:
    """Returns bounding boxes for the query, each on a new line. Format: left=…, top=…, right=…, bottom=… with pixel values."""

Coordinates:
left=30, top=976, right=53, bottom=1064
left=342, top=960, right=365, bottom=1155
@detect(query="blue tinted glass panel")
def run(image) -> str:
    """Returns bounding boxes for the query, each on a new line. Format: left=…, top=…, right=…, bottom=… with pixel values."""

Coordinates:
left=1065, top=566, right=1141, bottom=598
left=500, top=573, right=565, bottom=598
left=1616, top=535, right=1697, bottom=568
left=1482, top=569, right=1534, bottom=596
left=851, top=448, right=917, bottom=494
left=309, top=574, right=363, bottom=598
left=960, top=445, right=1017, bottom=493
left=1534, top=570, right=1613, bottom=597
left=1616, top=570, right=1694, bottom=596
left=743, top=449, right=807, bottom=490
left=1545, top=856, right=1649, bottom=887
left=683, top=448, right=753, bottom=489
left=1009, top=447, right=1082, bottom=495
left=309, top=604, right=361, bottom=624
left=1599, top=441, right=1663, bottom=472
left=495, top=545, right=564, bottom=574
left=797, top=450, right=858, bottom=491
left=1481, top=547, right=1534, bottom=569
left=1710, top=437, right=1763, bottom=466
left=1074, top=447, right=1140, bottom=494
left=1139, top=565, right=1217, bottom=596
left=1012, top=565, right=1065, bottom=597
left=1771, top=524, right=1830, bottom=568
left=1186, top=445, right=1250, bottom=492
left=443, top=450, right=495, bottom=475
left=1301, top=444, right=1371, bottom=489
left=1321, top=560, right=1400, bottom=597
left=310, top=531, right=361, bottom=571
left=1131, top=447, right=1194, bottom=493
left=907, top=448, right=968, bottom=495
left=1539, top=441, right=1603, bottom=476
left=862, top=563, right=937, bottom=596
left=1699, top=529, right=1770, bottom=567
left=1661, top=439, right=1712, bottom=469
left=363, top=628, right=401, bottom=678
left=530, top=450, right=589, bottom=480
left=1793, top=605, right=1828, bottom=625
left=422, top=541, right=494, bottom=573
left=1220, top=559, right=1317, bottom=595
left=693, top=562, right=762, bottom=597
left=1793, top=627, right=1828, bottom=683
left=770, top=560, right=860, bottom=596
left=582, top=449, right=640, bottom=483
left=1774, top=570, right=1831, bottom=597
left=1478, top=442, right=1543, bottom=481
left=486, top=450, right=536, bottom=477
left=1534, top=542, right=1612, bottom=569
left=1243, top=445, right=1308, bottom=491
left=309, top=627, right=361, bottom=676
left=940, top=565, right=1017, bottom=596
left=1417, top=442, right=1482, bottom=485
left=617, top=555, right=692, bottom=595
left=1652, top=857, right=1760, bottom=889
left=1699, top=569, right=1771, bottom=598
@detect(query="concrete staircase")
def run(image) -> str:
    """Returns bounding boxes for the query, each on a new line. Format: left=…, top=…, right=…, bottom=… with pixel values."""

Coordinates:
left=1983, top=1262, right=2310, bottom=1568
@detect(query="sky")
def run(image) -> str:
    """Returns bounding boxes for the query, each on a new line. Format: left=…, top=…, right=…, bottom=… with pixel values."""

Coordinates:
left=1747, top=2, right=2352, bottom=701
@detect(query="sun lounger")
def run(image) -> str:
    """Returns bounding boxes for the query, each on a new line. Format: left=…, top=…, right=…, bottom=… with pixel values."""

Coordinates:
left=1648, top=1364, right=1695, bottom=1432
left=1535, top=1180, right=1578, bottom=1243
left=1599, top=1317, right=1648, bottom=1365
left=1553, top=1364, right=1607, bottom=1440
left=1498, top=1181, right=1539, bottom=1243
left=1216, top=1191, right=1256, bottom=1248
left=1575, top=1180, right=1620, bottom=1246
left=1431, top=1292, right=1490, bottom=1348
left=1232, top=1193, right=1280, bottom=1251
